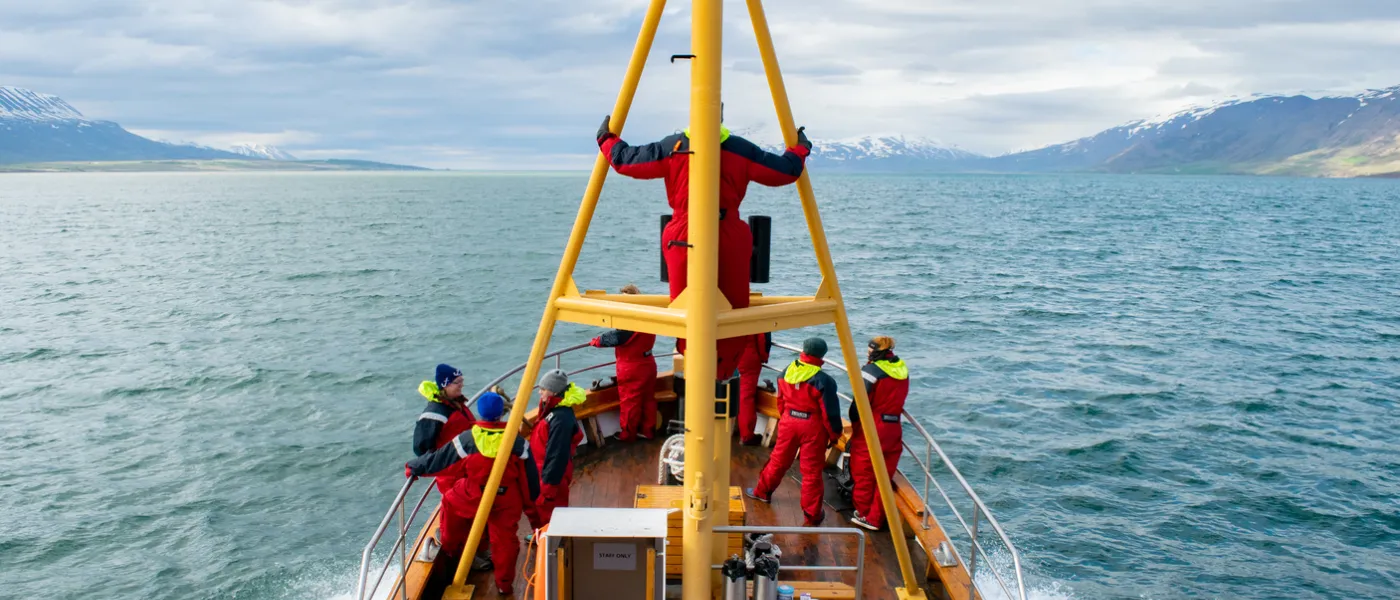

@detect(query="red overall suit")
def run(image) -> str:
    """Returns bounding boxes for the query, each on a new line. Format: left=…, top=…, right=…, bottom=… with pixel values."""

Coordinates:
left=530, top=386, right=585, bottom=524
left=753, top=355, right=843, bottom=525
left=591, top=329, right=658, bottom=441
left=406, top=423, right=542, bottom=592
left=849, top=357, right=909, bottom=528
left=598, top=128, right=808, bottom=377
left=412, top=381, right=476, bottom=496
left=736, top=332, right=772, bottom=443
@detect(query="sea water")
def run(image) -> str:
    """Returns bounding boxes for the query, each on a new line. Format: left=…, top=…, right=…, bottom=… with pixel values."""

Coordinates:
left=1, top=172, right=1397, bottom=599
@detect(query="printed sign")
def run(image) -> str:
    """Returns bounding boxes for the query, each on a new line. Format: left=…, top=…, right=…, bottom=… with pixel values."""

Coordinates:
left=592, top=543, right=638, bottom=571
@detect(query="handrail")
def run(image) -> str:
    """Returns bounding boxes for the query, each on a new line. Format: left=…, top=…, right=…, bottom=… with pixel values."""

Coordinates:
left=357, top=478, right=433, bottom=600
left=710, top=526, right=867, bottom=600
left=464, top=342, right=592, bottom=409
left=769, top=342, right=1027, bottom=600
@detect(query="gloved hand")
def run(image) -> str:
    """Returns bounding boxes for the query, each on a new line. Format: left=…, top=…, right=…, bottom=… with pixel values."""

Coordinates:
left=796, top=126, right=812, bottom=151
left=597, top=115, right=614, bottom=144
left=405, top=464, right=416, bottom=479
left=589, top=337, right=601, bottom=348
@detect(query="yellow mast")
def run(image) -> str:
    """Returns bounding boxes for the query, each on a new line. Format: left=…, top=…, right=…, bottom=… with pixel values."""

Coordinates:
left=685, top=0, right=723, bottom=597
left=437, top=0, right=669, bottom=596
left=446, top=0, right=927, bottom=598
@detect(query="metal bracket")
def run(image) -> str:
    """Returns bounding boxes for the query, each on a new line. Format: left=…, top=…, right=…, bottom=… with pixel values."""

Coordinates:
left=670, top=54, right=696, bottom=63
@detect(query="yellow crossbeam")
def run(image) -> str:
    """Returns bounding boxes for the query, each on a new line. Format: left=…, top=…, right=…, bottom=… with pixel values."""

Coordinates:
left=552, top=296, right=840, bottom=340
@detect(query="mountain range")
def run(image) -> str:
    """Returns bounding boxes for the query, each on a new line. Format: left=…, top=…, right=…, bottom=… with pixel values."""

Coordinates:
left=0, top=86, right=413, bottom=169
left=4, top=85, right=1399, bottom=176
left=796, top=86, right=1400, bottom=177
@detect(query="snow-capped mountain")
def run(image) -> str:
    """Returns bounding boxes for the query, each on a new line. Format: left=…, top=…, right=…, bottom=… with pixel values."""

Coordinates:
left=0, top=86, right=245, bottom=164
left=991, top=86, right=1400, bottom=176
left=228, top=143, right=297, bottom=161
left=814, top=135, right=982, bottom=162
left=762, top=134, right=984, bottom=172
left=0, top=87, right=86, bottom=121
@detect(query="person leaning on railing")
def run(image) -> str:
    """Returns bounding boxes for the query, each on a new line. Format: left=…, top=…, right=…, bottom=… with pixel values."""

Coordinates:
left=405, top=393, right=543, bottom=595
left=588, top=284, right=658, bottom=442
left=848, top=336, right=910, bottom=532
left=529, top=369, right=586, bottom=525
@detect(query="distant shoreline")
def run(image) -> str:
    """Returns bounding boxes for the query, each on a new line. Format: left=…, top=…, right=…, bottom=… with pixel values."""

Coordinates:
left=0, top=159, right=428, bottom=173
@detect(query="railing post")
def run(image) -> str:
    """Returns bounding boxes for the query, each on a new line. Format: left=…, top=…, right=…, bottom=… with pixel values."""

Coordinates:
left=398, top=501, right=408, bottom=600
left=968, top=506, right=980, bottom=600
left=923, top=442, right=932, bottom=530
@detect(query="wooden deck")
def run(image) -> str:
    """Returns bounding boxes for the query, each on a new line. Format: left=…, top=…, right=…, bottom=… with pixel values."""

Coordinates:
left=428, top=435, right=941, bottom=599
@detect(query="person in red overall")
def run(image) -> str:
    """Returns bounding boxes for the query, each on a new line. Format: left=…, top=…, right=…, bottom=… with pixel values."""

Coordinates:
left=589, top=284, right=658, bottom=442
left=413, top=364, right=477, bottom=497
left=406, top=393, right=542, bottom=595
left=848, top=336, right=909, bottom=531
left=745, top=338, right=843, bottom=526
left=596, top=116, right=811, bottom=377
left=529, top=369, right=585, bottom=525
left=736, top=332, right=773, bottom=446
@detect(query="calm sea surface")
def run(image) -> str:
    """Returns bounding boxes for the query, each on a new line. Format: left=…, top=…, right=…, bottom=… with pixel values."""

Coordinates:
left=1, top=172, right=1397, bottom=599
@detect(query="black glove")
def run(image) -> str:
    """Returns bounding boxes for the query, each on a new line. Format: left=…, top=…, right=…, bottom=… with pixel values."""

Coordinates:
left=796, top=126, right=812, bottom=151
left=597, top=115, right=614, bottom=144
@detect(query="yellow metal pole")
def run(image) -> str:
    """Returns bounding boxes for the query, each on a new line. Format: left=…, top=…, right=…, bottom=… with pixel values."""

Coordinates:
left=683, top=0, right=723, bottom=597
left=743, top=0, right=925, bottom=597
left=444, top=0, right=669, bottom=592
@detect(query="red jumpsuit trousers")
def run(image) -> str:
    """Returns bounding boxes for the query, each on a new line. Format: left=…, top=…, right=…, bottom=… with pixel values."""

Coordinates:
left=615, top=334, right=658, bottom=441
left=736, top=333, right=769, bottom=442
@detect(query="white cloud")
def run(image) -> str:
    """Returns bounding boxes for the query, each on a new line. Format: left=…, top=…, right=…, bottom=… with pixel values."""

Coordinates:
left=3, top=0, right=1400, bottom=167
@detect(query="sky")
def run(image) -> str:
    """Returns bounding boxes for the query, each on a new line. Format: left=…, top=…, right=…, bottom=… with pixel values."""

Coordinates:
left=3, top=0, right=1400, bottom=169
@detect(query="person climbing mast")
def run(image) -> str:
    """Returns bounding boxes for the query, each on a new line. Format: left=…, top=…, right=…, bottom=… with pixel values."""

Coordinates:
left=596, top=111, right=812, bottom=378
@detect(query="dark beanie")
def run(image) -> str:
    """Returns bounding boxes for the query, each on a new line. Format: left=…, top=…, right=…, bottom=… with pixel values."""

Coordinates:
left=802, top=337, right=828, bottom=359
left=476, top=392, right=505, bottom=421
left=435, top=364, right=462, bottom=389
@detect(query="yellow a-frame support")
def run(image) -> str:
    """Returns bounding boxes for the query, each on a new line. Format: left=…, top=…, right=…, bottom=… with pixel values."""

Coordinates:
left=444, top=0, right=925, bottom=598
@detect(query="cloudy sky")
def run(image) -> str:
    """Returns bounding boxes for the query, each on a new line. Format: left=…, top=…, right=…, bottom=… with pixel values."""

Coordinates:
left=3, top=0, right=1399, bottom=168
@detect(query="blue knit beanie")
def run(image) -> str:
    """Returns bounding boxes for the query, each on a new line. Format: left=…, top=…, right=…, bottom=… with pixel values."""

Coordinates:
left=435, top=364, right=463, bottom=389
left=477, top=392, right=505, bottom=421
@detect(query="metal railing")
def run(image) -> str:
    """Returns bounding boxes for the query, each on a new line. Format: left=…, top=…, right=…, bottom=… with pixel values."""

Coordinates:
left=356, top=477, right=435, bottom=600
left=710, top=526, right=867, bottom=600
left=768, top=342, right=1027, bottom=600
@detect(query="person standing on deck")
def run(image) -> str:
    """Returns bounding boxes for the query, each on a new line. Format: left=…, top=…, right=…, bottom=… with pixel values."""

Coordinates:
left=736, top=332, right=773, bottom=446
left=589, top=284, right=658, bottom=442
left=847, top=336, right=910, bottom=531
left=745, top=337, right=843, bottom=527
left=405, top=393, right=542, bottom=595
left=595, top=115, right=811, bottom=379
left=530, top=369, right=586, bottom=524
